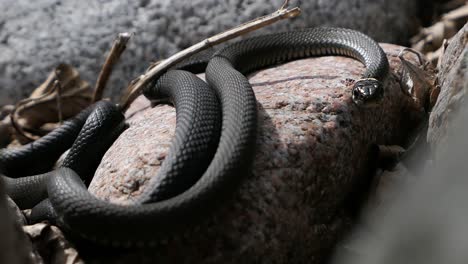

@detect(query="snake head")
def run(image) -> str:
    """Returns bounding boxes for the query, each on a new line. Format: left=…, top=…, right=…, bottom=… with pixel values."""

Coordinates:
left=352, top=78, right=384, bottom=106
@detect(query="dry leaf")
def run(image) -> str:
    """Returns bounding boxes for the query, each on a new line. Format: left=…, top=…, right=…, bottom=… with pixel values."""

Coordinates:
left=411, top=3, right=468, bottom=53
left=0, top=119, right=12, bottom=148
left=398, top=49, right=438, bottom=111
left=0, top=106, right=14, bottom=147
left=425, top=38, right=451, bottom=66
left=442, top=0, right=467, bottom=13
left=23, top=223, right=84, bottom=264
left=15, top=64, right=92, bottom=130
left=0, top=105, right=14, bottom=120
left=443, top=2, right=468, bottom=23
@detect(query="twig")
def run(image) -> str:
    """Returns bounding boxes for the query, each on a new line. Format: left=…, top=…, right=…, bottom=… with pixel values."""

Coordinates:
left=53, top=69, right=65, bottom=124
left=54, top=80, right=63, bottom=124
left=398, top=48, right=425, bottom=66
left=92, top=32, right=132, bottom=102
left=119, top=0, right=301, bottom=111
left=279, top=0, right=291, bottom=10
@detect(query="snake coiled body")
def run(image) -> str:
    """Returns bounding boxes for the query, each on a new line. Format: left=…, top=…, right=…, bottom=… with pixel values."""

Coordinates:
left=1, top=27, right=389, bottom=245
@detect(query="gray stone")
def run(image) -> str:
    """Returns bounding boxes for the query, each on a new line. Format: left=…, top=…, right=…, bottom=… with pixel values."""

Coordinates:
left=427, top=22, right=468, bottom=154
left=88, top=44, right=422, bottom=263
left=0, top=0, right=420, bottom=105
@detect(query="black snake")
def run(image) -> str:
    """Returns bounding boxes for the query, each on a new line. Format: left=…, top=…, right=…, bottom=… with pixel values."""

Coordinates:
left=0, top=27, right=389, bottom=246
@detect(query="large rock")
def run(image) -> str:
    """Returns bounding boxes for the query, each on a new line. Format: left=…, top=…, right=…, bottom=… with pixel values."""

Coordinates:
left=85, top=44, right=421, bottom=263
left=427, top=22, right=468, bottom=154
left=0, top=0, right=421, bottom=105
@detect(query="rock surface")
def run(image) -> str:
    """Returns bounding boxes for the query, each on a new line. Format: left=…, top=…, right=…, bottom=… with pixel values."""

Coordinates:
left=86, top=44, right=421, bottom=263
left=0, top=0, right=422, bottom=105
left=427, top=22, right=468, bottom=154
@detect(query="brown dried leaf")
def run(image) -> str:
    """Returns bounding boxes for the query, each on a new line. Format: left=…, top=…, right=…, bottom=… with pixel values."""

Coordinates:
left=443, top=2, right=468, bottom=23
left=23, top=223, right=84, bottom=264
left=411, top=20, right=457, bottom=53
left=425, top=38, right=451, bottom=66
left=15, top=64, right=92, bottom=131
left=0, top=105, right=15, bottom=146
left=411, top=3, right=468, bottom=53
left=0, top=105, right=14, bottom=120
left=0, top=118, right=12, bottom=148
left=442, top=0, right=467, bottom=13
left=398, top=49, right=438, bottom=111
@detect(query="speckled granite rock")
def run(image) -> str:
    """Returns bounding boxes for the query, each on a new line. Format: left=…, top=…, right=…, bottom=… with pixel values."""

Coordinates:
left=427, top=22, right=468, bottom=154
left=85, top=44, right=421, bottom=263
left=0, top=179, right=34, bottom=264
left=0, top=0, right=422, bottom=105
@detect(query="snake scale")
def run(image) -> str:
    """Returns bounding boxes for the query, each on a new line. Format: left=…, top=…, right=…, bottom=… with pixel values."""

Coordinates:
left=0, top=27, right=389, bottom=246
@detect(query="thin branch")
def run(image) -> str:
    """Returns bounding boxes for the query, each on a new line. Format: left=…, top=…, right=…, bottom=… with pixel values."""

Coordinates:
left=398, top=48, right=425, bottom=66
left=119, top=1, right=301, bottom=111
left=54, top=79, right=63, bottom=124
left=279, top=0, right=291, bottom=10
left=92, top=32, right=132, bottom=102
